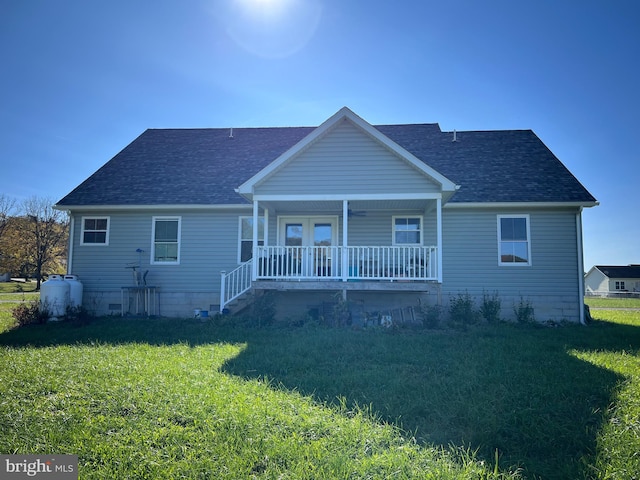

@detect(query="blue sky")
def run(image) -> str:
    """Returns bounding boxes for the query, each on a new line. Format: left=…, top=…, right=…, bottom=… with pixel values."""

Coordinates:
left=1, top=0, right=638, bottom=269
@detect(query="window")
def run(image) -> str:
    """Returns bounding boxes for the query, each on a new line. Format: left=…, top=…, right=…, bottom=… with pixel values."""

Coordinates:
left=152, top=217, right=181, bottom=264
left=393, top=216, right=422, bottom=245
left=239, top=216, right=265, bottom=263
left=81, top=217, right=109, bottom=245
left=498, top=215, right=531, bottom=266
left=615, top=281, right=626, bottom=290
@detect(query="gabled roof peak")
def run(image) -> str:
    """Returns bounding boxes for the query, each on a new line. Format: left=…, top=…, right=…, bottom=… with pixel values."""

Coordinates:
left=236, top=107, right=458, bottom=197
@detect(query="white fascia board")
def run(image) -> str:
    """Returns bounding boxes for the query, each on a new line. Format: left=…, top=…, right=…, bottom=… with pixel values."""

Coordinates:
left=591, top=266, right=608, bottom=278
left=53, top=204, right=254, bottom=212
left=236, top=108, right=349, bottom=195
left=253, top=193, right=443, bottom=202
left=584, top=265, right=601, bottom=277
left=444, top=201, right=599, bottom=209
left=237, top=106, right=459, bottom=195
left=341, top=108, right=458, bottom=192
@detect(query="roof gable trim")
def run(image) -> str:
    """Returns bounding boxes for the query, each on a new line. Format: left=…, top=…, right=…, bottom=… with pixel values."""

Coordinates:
left=237, top=107, right=458, bottom=196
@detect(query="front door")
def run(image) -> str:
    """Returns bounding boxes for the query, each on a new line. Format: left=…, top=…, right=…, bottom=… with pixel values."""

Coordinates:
left=279, top=217, right=338, bottom=277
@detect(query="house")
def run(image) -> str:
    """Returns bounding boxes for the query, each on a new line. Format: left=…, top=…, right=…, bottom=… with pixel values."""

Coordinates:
left=54, top=107, right=597, bottom=323
left=585, top=265, right=640, bottom=296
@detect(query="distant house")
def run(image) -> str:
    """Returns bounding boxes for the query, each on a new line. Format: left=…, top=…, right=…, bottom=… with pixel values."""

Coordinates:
left=54, top=107, right=597, bottom=323
left=585, top=265, right=640, bottom=296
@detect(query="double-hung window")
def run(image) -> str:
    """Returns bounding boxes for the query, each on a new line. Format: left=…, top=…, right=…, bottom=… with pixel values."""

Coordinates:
left=152, top=216, right=181, bottom=264
left=393, top=216, right=422, bottom=245
left=498, top=215, right=531, bottom=266
left=239, top=216, right=265, bottom=262
left=615, top=281, right=626, bottom=290
left=81, top=217, right=109, bottom=245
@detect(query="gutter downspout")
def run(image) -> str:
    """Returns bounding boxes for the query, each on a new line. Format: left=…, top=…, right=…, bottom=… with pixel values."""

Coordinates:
left=576, top=208, right=586, bottom=325
left=67, top=214, right=74, bottom=274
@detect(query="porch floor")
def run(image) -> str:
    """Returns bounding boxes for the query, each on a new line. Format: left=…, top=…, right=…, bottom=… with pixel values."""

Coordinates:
left=252, top=279, right=438, bottom=292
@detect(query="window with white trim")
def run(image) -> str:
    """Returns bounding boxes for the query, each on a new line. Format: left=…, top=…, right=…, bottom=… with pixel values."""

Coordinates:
left=80, top=217, right=110, bottom=245
left=152, top=216, right=181, bottom=264
left=393, top=216, right=422, bottom=245
left=498, top=215, right=531, bottom=266
left=615, top=281, right=626, bottom=290
left=239, top=216, right=265, bottom=263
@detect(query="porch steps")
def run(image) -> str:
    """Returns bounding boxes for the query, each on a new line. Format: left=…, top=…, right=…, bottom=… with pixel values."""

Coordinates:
left=223, top=290, right=254, bottom=315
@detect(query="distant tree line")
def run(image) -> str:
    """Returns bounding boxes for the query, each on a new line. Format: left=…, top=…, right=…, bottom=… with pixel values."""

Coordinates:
left=0, top=194, right=69, bottom=289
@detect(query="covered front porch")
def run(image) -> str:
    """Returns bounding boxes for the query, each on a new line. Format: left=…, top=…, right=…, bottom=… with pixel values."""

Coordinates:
left=220, top=196, right=444, bottom=312
left=218, top=107, right=461, bottom=312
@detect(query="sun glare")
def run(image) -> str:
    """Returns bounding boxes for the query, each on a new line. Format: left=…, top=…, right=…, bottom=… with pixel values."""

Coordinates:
left=223, top=0, right=323, bottom=58
left=237, top=0, right=291, bottom=21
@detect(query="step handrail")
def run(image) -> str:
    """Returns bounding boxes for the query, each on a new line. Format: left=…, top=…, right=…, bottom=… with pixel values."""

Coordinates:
left=220, top=259, right=253, bottom=312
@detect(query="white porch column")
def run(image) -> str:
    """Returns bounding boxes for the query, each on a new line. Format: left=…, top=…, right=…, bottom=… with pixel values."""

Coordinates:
left=252, top=200, right=259, bottom=281
left=436, top=196, right=443, bottom=283
left=342, top=200, right=349, bottom=281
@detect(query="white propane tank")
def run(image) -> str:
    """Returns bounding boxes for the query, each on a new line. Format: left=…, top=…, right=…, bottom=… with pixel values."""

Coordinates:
left=40, top=274, right=70, bottom=319
left=63, top=275, right=83, bottom=308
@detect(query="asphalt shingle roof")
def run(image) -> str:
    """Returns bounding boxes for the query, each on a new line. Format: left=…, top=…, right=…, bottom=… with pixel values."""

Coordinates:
left=56, top=123, right=596, bottom=206
left=595, top=265, right=640, bottom=279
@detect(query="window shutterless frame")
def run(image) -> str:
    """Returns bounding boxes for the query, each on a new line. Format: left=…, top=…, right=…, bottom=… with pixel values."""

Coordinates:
left=238, top=216, right=265, bottom=263
left=497, top=214, right=531, bottom=266
left=151, top=216, right=181, bottom=265
left=80, top=216, right=110, bottom=245
left=392, top=216, right=423, bottom=246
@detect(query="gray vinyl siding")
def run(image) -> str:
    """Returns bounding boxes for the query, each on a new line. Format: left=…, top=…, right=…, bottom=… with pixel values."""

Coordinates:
left=255, top=120, right=440, bottom=195
left=71, top=209, right=243, bottom=306
left=346, top=211, right=437, bottom=247
left=266, top=211, right=438, bottom=247
left=440, top=207, right=581, bottom=320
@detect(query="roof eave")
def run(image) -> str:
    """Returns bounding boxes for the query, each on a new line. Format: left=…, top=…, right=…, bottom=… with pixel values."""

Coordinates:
left=445, top=201, right=599, bottom=209
left=53, top=203, right=253, bottom=212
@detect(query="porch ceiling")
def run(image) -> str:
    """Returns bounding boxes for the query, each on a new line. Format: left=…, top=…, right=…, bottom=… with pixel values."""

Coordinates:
left=261, top=199, right=436, bottom=214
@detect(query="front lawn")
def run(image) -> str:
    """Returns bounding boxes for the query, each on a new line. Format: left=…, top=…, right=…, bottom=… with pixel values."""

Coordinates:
left=0, top=280, right=38, bottom=294
left=0, top=284, right=39, bottom=332
left=0, top=309, right=638, bottom=479
left=585, top=296, right=640, bottom=309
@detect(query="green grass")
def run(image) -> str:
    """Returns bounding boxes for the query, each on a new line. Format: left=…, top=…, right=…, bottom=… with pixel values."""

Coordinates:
left=0, top=283, right=39, bottom=332
left=0, top=280, right=38, bottom=294
left=585, top=296, right=640, bottom=309
left=0, top=307, right=638, bottom=479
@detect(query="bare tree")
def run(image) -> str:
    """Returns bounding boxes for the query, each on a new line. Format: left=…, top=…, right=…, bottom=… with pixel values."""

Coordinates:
left=0, top=194, right=18, bottom=277
left=19, top=196, right=69, bottom=289
left=0, top=194, right=17, bottom=240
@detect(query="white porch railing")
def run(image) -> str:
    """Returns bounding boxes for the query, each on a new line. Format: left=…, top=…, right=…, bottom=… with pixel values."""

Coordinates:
left=256, top=245, right=437, bottom=281
left=257, top=246, right=342, bottom=279
left=220, top=246, right=438, bottom=312
left=345, top=246, right=437, bottom=280
left=220, top=260, right=252, bottom=312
